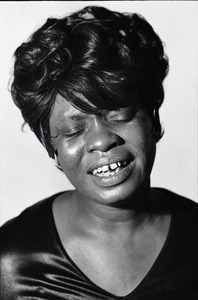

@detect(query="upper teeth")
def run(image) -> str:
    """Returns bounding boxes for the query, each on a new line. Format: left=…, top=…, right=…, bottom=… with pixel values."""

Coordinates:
left=92, top=161, right=124, bottom=176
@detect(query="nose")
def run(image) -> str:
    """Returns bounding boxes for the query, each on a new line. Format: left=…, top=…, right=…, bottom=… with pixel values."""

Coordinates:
left=86, top=119, right=124, bottom=153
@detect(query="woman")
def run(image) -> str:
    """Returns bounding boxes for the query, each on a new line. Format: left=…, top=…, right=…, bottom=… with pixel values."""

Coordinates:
left=1, top=6, right=198, bottom=299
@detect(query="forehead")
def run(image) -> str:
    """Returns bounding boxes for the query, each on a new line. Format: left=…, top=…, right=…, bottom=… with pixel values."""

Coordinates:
left=50, top=94, right=87, bottom=127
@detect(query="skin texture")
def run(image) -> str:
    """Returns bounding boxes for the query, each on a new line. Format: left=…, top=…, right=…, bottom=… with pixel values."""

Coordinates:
left=49, top=94, right=170, bottom=296
left=50, top=94, right=156, bottom=208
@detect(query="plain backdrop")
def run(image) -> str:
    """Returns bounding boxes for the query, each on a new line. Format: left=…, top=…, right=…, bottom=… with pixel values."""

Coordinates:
left=0, top=1, right=197, bottom=225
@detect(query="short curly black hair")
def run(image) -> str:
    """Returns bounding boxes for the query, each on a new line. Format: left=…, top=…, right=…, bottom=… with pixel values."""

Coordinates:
left=11, top=6, right=169, bottom=158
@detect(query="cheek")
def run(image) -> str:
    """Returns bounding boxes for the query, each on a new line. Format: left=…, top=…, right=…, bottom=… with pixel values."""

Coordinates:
left=138, top=133, right=156, bottom=174
left=124, top=121, right=156, bottom=166
left=56, top=139, right=84, bottom=174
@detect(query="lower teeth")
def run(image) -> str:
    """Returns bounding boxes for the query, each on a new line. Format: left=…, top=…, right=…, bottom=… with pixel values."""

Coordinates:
left=96, top=167, right=120, bottom=177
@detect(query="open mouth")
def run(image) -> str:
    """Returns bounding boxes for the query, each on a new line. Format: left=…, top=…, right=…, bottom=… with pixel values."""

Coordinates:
left=90, top=160, right=130, bottom=177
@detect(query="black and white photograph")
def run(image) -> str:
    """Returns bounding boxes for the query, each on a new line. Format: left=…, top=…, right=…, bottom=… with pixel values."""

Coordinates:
left=0, top=1, right=197, bottom=299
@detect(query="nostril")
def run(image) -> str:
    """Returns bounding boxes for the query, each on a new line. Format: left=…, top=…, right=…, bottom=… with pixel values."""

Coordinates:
left=86, top=132, right=124, bottom=153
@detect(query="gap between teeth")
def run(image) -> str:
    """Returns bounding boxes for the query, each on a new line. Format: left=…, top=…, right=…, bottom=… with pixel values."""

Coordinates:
left=92, top=161, right=126, bottom=176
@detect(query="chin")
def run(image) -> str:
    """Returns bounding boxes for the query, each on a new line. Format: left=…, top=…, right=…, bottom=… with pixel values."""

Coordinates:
left=82, top=177, right=149, bottom=207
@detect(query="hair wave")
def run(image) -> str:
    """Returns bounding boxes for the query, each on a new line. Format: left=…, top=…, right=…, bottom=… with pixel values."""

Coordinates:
left=11, top=6, right=169, bottom=158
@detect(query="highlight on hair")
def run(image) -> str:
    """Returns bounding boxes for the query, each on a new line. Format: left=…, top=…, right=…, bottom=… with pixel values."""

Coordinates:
left=11, top=6, right=169, bottom=158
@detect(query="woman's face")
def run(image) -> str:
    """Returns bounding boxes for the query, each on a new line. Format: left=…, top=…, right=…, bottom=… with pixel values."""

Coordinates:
left=49, top=94, right=156, bottom=206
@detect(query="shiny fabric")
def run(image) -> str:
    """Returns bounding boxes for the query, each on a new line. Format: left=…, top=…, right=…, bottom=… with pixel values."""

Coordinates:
left=1, top=189, right=198, bottom=300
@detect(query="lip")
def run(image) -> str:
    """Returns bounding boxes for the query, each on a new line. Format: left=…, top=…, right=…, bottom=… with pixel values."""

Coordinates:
left=87, top=155, right=135, bottom=187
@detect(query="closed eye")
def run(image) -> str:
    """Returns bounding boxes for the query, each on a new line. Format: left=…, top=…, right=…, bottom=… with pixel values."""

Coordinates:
left=51, top=127, right=86, bottom=139
left=63, top=128, right=85, bottom=138
left=108, top=109, right=138, bottom=124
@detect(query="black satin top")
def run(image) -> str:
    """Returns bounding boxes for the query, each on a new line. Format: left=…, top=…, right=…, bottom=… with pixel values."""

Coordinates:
left=1, top=189, right=198, bottom=300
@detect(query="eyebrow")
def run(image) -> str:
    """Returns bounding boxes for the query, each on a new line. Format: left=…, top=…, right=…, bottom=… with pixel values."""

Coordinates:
left=58, top=114, right=88, bottom=124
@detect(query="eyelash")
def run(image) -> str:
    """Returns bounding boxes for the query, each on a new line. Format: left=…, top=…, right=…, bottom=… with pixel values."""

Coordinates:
left=109, top=118, right=131, bottom=124
left=51, top=127, right=86, bottom=140
left=62, top=127, right=86, bottom=139
left=108, top=112, right=137, bottom=124
left=51, top=110, right=138, bottom=139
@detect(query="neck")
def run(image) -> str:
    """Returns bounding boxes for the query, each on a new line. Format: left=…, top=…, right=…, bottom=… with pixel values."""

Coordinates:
left=72, top=187, right=154, bottom=238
